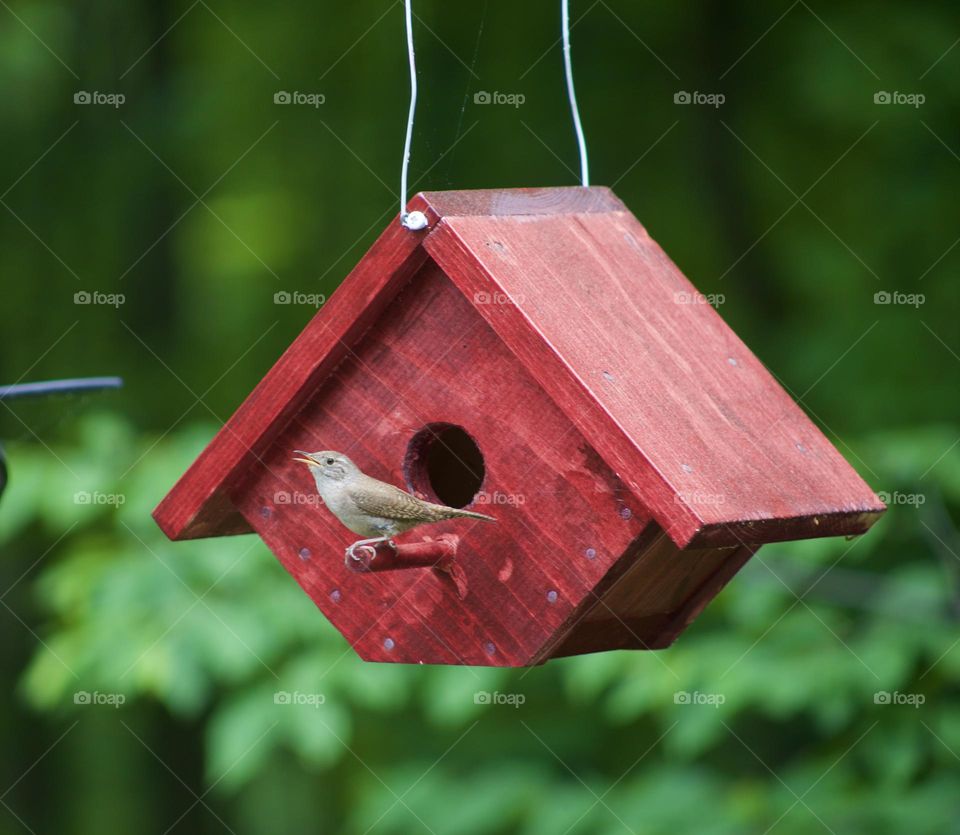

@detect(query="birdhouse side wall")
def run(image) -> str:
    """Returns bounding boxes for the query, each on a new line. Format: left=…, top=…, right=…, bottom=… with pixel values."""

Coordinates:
left=547, top=530, right=756, bottom=659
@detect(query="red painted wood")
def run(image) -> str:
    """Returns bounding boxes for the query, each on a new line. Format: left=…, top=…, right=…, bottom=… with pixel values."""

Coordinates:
left=343, top=536, right=469, bottom=600
left=345, top=535, right=459, bottom=572
left=155, top=186, right=884, bottom=548
left=548, top=530, right=755, bottom=657
left=153, top=186, right=887, bottom=665
left=229, top=259, right=652, bottom=666
left=153, top=210, right=430, bottom=540
left=417, top=186, right=624, bottom=220
left=422, top=194, right=886, bottom=547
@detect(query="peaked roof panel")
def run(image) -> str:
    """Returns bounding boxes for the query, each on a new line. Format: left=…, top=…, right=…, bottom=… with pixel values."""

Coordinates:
left=154, top=187, right=884, bottom=547
left=420, top=188, right=884, bottom=546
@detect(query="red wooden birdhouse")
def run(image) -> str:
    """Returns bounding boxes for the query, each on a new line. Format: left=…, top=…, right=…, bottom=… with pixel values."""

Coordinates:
left=154, top=187, right=885, bottom=667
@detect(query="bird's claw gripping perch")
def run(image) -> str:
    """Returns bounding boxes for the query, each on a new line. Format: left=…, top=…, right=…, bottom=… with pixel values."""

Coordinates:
left=344, top=544, right=374, bottom=566
left=344, top=538, right=396, bottom=567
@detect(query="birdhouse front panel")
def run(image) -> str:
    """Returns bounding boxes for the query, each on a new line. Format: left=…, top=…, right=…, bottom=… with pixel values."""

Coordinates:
left=154, top=186, right=885, bottom=667
left=226, top=257, right=686, bottom=665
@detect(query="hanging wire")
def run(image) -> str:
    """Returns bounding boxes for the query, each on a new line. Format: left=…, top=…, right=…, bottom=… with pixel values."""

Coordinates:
left=562, top=0, right=590, bottom=187
left=398, top=0, right=590, bottom=229
left=399, top=0, right=428, bottom=230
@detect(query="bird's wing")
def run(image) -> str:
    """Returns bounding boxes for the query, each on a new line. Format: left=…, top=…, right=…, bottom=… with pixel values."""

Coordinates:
left=348, top=482, right=441, bottom=523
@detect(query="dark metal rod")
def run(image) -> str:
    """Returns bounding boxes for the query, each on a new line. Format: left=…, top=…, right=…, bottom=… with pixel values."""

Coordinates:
left=0, top=377, right=123, bottom=401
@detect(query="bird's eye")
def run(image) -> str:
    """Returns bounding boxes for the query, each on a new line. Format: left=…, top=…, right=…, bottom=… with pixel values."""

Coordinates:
left=325, top=458, right=335, bottom=465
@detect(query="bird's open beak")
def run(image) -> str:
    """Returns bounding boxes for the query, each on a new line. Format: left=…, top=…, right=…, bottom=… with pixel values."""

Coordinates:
left=292, top=450, right=318, bottom=466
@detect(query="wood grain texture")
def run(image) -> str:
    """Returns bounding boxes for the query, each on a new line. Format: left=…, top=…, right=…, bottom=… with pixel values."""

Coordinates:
left=156, top=187, right=884, bottom=548
left=548, top=529, right=755, bottom=657
left=345, top=535, right=459, bottom=572
left=153, top=185, right=887, bottom=665
left=422, top=192, right=886, bottom=547
left=153, top=210, right=429, bottom=540
left=417, top=187, right=625, bottom=220
left=229, top=259, right=652, bottom=666
left=345, top=535, right=467, bottom=600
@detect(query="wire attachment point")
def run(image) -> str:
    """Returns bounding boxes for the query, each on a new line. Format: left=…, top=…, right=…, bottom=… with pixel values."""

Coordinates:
left=401, top=210, right=429, bottom=231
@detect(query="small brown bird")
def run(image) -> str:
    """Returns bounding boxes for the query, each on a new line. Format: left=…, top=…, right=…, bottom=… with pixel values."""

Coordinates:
left=293, top=450, right=495, bottom=561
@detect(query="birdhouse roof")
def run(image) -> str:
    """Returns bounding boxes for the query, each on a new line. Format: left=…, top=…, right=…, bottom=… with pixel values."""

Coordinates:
left=154, top=187, right=884, bottom=548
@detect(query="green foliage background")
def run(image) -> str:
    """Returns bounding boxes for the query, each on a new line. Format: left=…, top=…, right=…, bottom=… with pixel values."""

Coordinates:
left=1, top=1, right=958, bottom=832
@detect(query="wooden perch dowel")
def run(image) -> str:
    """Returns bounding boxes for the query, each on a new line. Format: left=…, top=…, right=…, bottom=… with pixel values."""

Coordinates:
left=345, top=534, right=467, bottom=599
left=345, top=534, right=459, bottom=572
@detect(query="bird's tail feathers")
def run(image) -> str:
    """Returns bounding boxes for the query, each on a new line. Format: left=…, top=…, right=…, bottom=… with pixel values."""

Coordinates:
left=451, top=508, right=496, bottom=522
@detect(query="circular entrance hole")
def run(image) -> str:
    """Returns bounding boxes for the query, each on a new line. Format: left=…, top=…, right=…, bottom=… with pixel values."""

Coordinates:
left=404, top=423, right=485, bottom=508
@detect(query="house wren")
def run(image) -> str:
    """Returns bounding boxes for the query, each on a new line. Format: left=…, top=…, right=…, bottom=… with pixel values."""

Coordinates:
left=293, top=450, right=495, bottom=562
